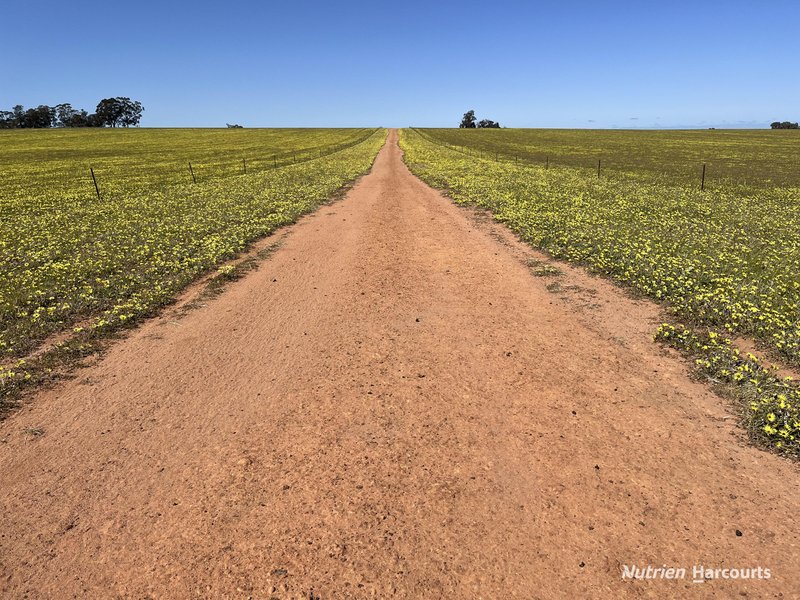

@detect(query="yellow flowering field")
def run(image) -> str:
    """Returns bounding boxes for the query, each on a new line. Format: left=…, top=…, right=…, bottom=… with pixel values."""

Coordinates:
left=0, top=127, right=377, bottom=202
left=417, top=127, right=800, bottom=187
left=1, top=128, right=385, bottom=403
left=401, top=128, right=800, bottom=455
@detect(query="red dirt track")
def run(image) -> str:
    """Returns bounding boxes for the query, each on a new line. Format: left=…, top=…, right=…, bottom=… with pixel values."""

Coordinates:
left=1, top=130, right=798, bottom=598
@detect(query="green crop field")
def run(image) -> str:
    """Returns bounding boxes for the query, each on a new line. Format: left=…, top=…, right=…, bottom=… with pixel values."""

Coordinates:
left=401, top=127, right=800, bottom=455
left=0, top=127, right=377, bottom=201
left=0, top=127, right=385, bottom=403
left=413, top=127, right=800, bottom=188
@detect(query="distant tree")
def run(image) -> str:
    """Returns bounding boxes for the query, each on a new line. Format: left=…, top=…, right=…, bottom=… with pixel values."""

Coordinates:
left=0, top=110, right=14, bottom=128
left=58, top=107, right=94, bottom=127
left=11, top=105, right=25, bottom=126
left=226, top=123, right=244, bottom=128
left=95, top=98, right=124, bottom=127
left=477, top=119, right=501, bottom=128
left=19, top=105, right=56, bottom=128
left=70, top=109, right=93, bottom=127
left=459, top=110, right=477, bottom=128
left=770, top=121, right=799, bottom=129
left=95, top=97, right=144, bottom=127
left=55, top=103, right=78, bottom=127
left=120, top=99, right=143, bottom=127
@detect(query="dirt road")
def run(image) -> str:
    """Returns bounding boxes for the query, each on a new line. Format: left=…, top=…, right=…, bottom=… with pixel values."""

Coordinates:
left=1, top=130, right=798, bottom=599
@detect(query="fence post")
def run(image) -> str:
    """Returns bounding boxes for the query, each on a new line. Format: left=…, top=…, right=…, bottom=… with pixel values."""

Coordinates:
left=188, top=162, right=196, bottom=183
left=701, top=163, right=706, bottom=191
left=90, top=168, right=101, bottom=200
left=597, top=159, right=601, bottom=178
left=243, top=158, right=247, bottom=174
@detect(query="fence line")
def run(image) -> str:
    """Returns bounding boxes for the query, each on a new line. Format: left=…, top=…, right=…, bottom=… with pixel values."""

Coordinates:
left=410, top=128, right=717, bottom=190
left=88, top=128, right=380, bottom=189
left=38, top=129, right=380, bottom=201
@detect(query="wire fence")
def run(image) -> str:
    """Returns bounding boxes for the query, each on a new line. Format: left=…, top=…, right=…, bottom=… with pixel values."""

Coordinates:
left=83, top=128, right=381, bottom=199
left=410, top=128, right=780, bottom=191
left=2, top=129, right=381, bottom=203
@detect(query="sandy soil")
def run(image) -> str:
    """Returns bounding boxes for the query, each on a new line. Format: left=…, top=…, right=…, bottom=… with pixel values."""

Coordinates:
left=1, top=130, right=798, bottom=599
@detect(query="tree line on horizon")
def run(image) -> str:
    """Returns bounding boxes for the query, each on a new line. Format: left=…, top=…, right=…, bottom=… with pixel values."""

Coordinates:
left=457, top=111, right=797, bottom=130
left=0, top=97, right=144, bottom=129
left=770, top=121, right=799, bottom=129
left=459, top=110, right=501, bottom=129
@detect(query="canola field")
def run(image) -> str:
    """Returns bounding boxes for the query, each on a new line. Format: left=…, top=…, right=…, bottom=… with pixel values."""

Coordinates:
left=1, top=128, right=385, bottom=401
left=401, top=128, right=800, bottom=455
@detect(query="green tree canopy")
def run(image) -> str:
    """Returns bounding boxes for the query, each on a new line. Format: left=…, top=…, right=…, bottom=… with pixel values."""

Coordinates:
left=459, top=110, right=477, bottom=128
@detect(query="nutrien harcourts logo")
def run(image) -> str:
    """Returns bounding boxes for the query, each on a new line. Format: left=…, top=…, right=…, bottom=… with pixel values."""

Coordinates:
left=622, top=564, right=771, bottom=584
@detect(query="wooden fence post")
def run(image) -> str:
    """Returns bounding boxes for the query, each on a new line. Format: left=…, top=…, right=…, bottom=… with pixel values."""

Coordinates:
left=90, top=168, right=101, bottom=200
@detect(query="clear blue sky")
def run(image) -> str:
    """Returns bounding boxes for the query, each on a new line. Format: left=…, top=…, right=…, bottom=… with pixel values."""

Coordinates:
left=2, top=0, right=797, bottom=128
